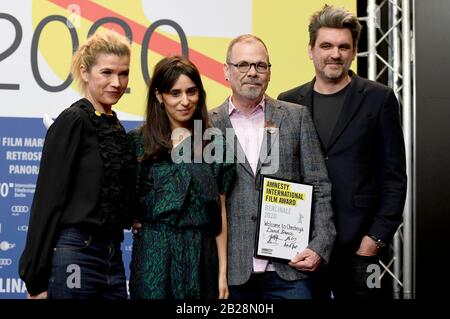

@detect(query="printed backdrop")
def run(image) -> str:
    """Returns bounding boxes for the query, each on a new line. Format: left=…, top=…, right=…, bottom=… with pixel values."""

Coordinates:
left=0, top=0, right=355, bottom=298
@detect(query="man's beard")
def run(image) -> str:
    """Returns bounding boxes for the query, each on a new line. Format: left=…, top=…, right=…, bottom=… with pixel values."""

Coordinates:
left=240, top=80, right=266, bottom=100
left=241, top=86, right=264, bottom=100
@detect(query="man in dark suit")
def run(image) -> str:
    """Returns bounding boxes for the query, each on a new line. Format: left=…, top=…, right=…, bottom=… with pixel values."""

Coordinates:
left=278, top=5, right=407, bottom=299
left=209, top=34, right=335, bottom=299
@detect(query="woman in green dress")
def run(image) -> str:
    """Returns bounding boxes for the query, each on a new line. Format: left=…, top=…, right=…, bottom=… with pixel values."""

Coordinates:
left=128, top=56, right=235, bottom=299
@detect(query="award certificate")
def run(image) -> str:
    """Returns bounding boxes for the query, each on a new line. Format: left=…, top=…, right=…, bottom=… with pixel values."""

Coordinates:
left=255, top=176, right=313, bottom=261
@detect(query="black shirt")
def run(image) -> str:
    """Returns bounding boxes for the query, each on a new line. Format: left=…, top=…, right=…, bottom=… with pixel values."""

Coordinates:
left=313, top=84, right=350, bottom=148
left=19, top=99, right=134, bottom=295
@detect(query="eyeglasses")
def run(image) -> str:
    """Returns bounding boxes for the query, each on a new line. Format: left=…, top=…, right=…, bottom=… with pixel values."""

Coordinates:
left=227, top=61, right=271, bottom=73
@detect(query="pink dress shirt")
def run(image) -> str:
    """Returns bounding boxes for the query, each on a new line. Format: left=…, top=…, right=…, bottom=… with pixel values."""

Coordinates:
left=228, top=97, right=274, bottom=272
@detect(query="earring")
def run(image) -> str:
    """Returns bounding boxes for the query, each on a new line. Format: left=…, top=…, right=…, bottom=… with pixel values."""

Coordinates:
left=159, top=102, right=164, bottom=108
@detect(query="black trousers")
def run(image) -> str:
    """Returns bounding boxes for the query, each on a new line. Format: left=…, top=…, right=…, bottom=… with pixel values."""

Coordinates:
left=313, top=250, right=390, bottom=299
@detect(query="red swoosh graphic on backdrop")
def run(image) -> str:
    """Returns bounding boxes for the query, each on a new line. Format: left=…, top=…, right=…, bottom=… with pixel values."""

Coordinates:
left=48, top=0, right=228, bottom=87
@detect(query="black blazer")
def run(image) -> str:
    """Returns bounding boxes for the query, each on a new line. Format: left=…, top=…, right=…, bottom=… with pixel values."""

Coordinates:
left=278, top=71, right=407, bottom=252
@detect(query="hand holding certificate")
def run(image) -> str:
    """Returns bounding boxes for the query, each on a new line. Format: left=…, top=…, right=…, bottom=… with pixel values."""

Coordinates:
left=255, top=176, right=313, bottom=261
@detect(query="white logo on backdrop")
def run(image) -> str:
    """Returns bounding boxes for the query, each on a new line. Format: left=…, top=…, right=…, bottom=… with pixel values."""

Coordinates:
left=0, top=258, right=13, bottom=267
left=17, top=225, right=28, bottom=232
left=0, top=278, right=27, bottom=293
left=0, top=241, right=16, bottom=252
left=11, top=205, right=29, bottom=216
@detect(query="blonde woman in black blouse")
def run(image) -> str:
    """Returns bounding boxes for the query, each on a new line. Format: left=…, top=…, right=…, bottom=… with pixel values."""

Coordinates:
left=19, top=30, right=134, bottom=299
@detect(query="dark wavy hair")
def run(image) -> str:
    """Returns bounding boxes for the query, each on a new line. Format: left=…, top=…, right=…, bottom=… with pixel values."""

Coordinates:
left=141, top=55, right=209, bottom=161
left=309, top=5, right=362, bottom=48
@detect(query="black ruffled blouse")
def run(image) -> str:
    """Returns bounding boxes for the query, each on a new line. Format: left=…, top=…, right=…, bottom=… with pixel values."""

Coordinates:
left=19, top=98, right=134, bottom=295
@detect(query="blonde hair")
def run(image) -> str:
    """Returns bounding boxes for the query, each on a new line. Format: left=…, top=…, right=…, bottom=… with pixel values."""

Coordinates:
left=71, top=30, right=131, bottom=93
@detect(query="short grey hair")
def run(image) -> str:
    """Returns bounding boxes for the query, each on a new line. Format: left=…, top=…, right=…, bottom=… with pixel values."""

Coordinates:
left=226, top=34, right=269, bottom=63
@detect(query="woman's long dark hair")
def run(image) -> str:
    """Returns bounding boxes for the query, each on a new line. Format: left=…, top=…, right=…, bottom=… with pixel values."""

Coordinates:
left=141, top=55, right=209, bottom=161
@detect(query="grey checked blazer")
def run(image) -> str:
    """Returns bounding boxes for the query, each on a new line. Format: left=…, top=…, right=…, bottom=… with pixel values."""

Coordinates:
left=209, top=96, right=336, bottom=286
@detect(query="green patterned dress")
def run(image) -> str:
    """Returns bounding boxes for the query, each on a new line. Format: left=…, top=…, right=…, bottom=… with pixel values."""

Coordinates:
left=128, top=128, right=235, bottom=299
